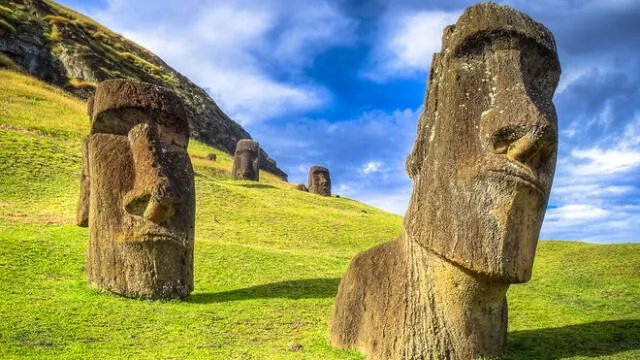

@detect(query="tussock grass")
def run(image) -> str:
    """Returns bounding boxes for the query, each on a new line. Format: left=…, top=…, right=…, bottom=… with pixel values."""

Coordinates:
left=0, top=70, right=639, bottom=359
left=0, top=52, right=22, bottom=72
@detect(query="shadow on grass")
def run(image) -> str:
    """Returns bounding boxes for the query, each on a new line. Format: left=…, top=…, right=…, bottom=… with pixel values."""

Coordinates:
left=188, top=278, right=341, bottom=304
left=504, top=319, right=640, bottom=359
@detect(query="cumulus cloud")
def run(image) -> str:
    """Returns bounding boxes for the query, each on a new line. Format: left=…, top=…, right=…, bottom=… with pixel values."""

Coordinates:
left=360, top=161, right=383, bottom=174
left=362, top=9, right=461, bottom=82
left=88, top=0, right=355, bottom=124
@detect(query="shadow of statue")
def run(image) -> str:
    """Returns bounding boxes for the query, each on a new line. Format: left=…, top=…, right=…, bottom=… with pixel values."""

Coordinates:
left=503, top=319, right=640, bottom=359
left=188, top=278, right=341, bottom=304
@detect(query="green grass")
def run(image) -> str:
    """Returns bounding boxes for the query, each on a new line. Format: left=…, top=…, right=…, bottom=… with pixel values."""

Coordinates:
left=0, top=17, right=15, bottom=33
left=0, top=70, right=639, bottom=359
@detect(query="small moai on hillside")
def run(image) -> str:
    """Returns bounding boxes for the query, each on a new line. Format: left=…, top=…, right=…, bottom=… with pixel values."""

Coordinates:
left=207, top=153, right=217, bottom=161
left=77, top=79, right=196, bottom=299
left=308, top=166, right=331, bottom=196
left=329, top=3, right=560, bottom=360
left=294, top=183, right=308, bottom=192
left=232, top=139, right=260, bottom=181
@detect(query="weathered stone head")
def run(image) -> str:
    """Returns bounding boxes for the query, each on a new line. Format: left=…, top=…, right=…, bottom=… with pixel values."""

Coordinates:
left=330, top=4, right=560, bottom=359
left=308, top=166, right=331, bottom=196
left=232, top=139, right=260, bottom=181
left=87, top=96, right=94, bottom=118
left=404, top=2, right=560, bottom=283
left=78, top=79, right=195, bottom=299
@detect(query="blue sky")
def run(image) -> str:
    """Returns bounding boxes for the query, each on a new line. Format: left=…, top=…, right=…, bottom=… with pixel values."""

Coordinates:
left=58, top=0, right=640, bottom=243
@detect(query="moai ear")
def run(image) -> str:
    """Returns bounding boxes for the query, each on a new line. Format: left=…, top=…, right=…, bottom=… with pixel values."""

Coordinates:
left=406, top=52, right=443, bottom=180
left=76, top=137, right=90, bottom=227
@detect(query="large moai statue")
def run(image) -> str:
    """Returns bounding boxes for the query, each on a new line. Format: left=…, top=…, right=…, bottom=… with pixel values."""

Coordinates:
left=232, top=139, right=260, bottom=181
left=308, top=166, right=331, bottom=196
left=329, top=3, right=560, bottom=359
left=76, top=79, right=196, bottom=299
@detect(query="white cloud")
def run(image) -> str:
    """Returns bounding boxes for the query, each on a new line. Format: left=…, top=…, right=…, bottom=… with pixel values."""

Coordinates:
left=570, top=148, right=640, bottom=176
left=363, top=10, right=461, bottom=82
left=542, top=115, right=640, bottom=243
left=557, top=67, right=592, bottom=94
left=91, top=0, right=353, bottom=124
left=568, top=117, right=640, bottom=176
left=546, top=204, right=610, bottom=221
left=360, top=188, right=412, bottom=216
left=360, top=161, right=383, bottom=174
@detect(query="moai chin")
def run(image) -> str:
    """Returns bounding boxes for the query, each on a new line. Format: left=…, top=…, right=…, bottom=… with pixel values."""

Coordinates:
left=232, top=140, right=260, bottom=181
left=329, top=3, right=560, bottom=359
left=308, top=166, right=331, bottom=196
left=77, top=79, right=196, bottom=299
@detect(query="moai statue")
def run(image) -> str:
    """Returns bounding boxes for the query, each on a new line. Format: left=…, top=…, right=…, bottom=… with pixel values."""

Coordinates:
left=76, top=96, right=95, bottom=227
left=77, top=79, right=196, bottom=299
left=329, top=3, right=560, bottom=360
left=308, top=166, right=331, bottom=196
left=232, top=140, right=260, bottom=181
left=86, top=96, right=94, bottom=119
left=207, top=153, right=217, bottom=161
left=294, top=183, right=308, bottom=192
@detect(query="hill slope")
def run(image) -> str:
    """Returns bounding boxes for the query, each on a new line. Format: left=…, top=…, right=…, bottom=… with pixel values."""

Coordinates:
left=0, top=0, right=287, bottom=179
left=1, top=70, right=639, bottom=359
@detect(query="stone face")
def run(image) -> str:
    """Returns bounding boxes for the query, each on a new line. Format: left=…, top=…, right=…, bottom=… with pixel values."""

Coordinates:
left=79, top=79, right=195, bottom=299
left=329, top=3, right=560, bottom=359
left=308, top=166, right=331, bottom=196
left=232, top=140, right=260, bottom=181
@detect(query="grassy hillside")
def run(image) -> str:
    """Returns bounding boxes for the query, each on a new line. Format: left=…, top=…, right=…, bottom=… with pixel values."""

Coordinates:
left=0, top=70, right=639, bottom=359
left=0, top=0, right=288, bottom=179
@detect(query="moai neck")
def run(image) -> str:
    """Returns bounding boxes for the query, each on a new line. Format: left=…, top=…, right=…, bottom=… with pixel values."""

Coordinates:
left=402, top=232, right=509, bottom=360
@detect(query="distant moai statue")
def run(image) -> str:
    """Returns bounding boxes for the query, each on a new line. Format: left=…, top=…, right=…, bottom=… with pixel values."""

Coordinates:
left=207, top=153, right=217, bottom=161
left=329, top=3, right=560, bottom=360
left=232, top=140, right=260, bottom=181
left=77, top=79, right=196, bottom=299
left=294, top=183, right=308, bottom=192
left=308, top=166, right=331, bottom=196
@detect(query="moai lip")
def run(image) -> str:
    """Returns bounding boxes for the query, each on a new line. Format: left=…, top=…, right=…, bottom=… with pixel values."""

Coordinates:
left=232, top=139, right=260, bottom=181
left=77, top=79, right=195, bottom=299
left=308, top=166, right=331, bottom=196
left=330, top=2, right=560, bottom=359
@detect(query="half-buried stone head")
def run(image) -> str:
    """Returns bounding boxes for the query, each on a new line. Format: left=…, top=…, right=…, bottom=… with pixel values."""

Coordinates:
left=404, top=1, right=560, bottom=283
left=308, top=166, right=331, bottom=196
left=232, top=140, right=260, bottom=181
left=330, top=2, right=560, bottom=359
left=79, top=79, right=195, bottom=299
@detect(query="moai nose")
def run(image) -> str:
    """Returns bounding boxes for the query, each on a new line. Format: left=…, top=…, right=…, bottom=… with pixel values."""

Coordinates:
left=490, top=125, right=553, bottom=172
left=124, top=123, right=178, bottom=224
